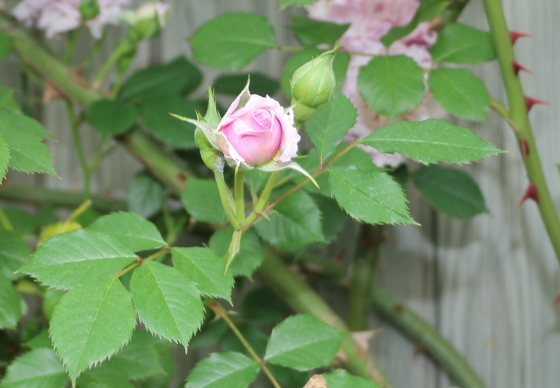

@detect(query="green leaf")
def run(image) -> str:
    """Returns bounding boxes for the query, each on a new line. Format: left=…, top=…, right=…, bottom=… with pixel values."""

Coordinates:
left=119, top=56, right=203, bottom=102
left=305, top=90, right=357, bottom=162
left=0, top=106, right=56, bottom=175
left=380, top=0, right=450, bottom=47
left=0, top=134, right=9, bottom=182
left=4, top=207, right=39, bottom=233
left=214, top=73, right=279, bottom=97
left=324, top=369, right=380, bottom=388
left=0, top=348, right=68, bottom=388
left=42, top=289, right=65, bottom=321
left=209, top=227, right=263, bottom=277
left=268, top=365, right=309, bottom=388
left=23, top=329, right=53, bottom=350
left=289, top=16, right=350, bottom=47
left=311, top=194, right=347, bottom=242
left=106, top=330, right=165, bottom=380
left=280, top=0, right=318, bottom=7
left=136, top=338, right=174, bottom=388
left=359, top=119, right=503, bottom=164
left=0, top=105, right=51, bottom=139
left=172, top=247, right=234, bottom=302
left=431, top=23, right=496, bottom=64
left=139, top=95, right=199, bottom=149
left=241, top=286, right=289, bottom=323
left=358, top=55, right=425, bottom=119
left=87, top=99, right=138, bottom=137
left=181, top=178, right=226, bottom=224
left=329, top=165, right=415, bottom=225
left=185, top=352, right=259, bottom=388
left=0, top=273, right=20, bottom=328
left=412, top=165, right=487, bottom=218
left=281, top=48, right=349, bottom=98
left=190, top=13, right=277, bottom=70
left=127, top=172, right=165, bottom=219
left=130, top=261, right=204, bottom=347
left=254, top=189, right=325, bottom=250
left=88, top=212, right=167, bottom=252
left=428, top=68, right=489, bottom=121
left=77, top=362, right=134, bottom=388
left=21, top=229, right=137, bottom=290
left=0, top=30, right=13, bottom=59
left=0, top=230, right=32, bottom=280
left=50, top=277, right=136, bottom=383
left=264, top=314, right=345, bottom=370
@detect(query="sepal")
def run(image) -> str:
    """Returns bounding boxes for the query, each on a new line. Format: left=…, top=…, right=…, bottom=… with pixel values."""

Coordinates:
left=259, top=160, right=319, bottom=189
left=169, top=113, right=220, bottom=149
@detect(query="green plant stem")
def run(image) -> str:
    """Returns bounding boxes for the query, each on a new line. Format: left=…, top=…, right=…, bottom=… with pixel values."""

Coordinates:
left=64, top=28, right=79, bottom=64
left=65, top=199, right=92, bottom=223
left=260, top=252, right=393, bottom=388
left=208, top=301, right=283, bottom=388
left=234, top=171, right=245, bottom=224
left=489, top=96, right=521, bottom=131
left=0, top=206, right=14, bottom=231
left=65, top=101, right=91, bottom=199
left=119, top=130, right=191, bottom=197
left=371, top=288, right=486, bottom=388
left=264, top=143, right=356, bottom=213
left=347, top=225, right=383, bottom=332
left=0, top=185, right=127, bottom=212
left=214, top=171, right=240, bottom=229
left=482, top=0, right=560, bottom=264
left=93, top=39, right=129, bottom=86
left=80, top=30, right=108, bottom=68
left=114, top=246, right=171, bottom=278
left=243, top=172, right=279, bottom=229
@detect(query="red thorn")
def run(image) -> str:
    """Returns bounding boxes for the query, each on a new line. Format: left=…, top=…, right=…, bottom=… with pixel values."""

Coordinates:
left=517, top=182, right=539, bottom=208
left=520, top=139, right=529, bottom=162
left=525, top=96, right=550, bottom=112
left=552, top=294, right=560, bottom=307
left=512, top=60, right=534, bottom=76
left=510, top=31, right=534, bottom=45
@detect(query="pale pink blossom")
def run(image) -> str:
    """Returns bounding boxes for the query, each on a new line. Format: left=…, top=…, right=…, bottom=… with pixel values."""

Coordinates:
left=218, top=91, right=300, bottom=167
left=307, top=0, right=444, bottom=167
left=13, top=0, right=130, bottom=39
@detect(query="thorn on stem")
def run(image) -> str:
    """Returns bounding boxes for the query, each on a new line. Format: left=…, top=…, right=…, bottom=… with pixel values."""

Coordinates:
left=512, top=60, right=534, bottom=76
left=510, top=31, right=534, bottom=45
left=552, top=294, right=560, bottom=307
left=525, top=96, right=550, bottom=112
left=517, top=182, right=539, bottom=208
left=520, top=139, right=529, bottom=162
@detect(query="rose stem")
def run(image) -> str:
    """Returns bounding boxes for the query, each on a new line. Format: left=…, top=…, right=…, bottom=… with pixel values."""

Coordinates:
left=234, top=170, right=246, bottom=225
left=347, top=224, right=383, bottom=332
left=482, top=0, right=560, bottom=264
left=215, top=171, right=241, bottom=229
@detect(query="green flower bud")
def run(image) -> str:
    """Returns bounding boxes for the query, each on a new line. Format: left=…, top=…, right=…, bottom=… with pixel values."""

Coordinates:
left=79, top=0, right=100, bottom=21
left=290, top=47, right=337, bottom=109
left=130, top=3, right=169, bottom=41
left=195, top=128, right=224, bottom=172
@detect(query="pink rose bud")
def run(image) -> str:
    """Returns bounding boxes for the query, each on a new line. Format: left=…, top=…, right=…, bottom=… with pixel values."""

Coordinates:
left=217, top=91, right=300, bottom=167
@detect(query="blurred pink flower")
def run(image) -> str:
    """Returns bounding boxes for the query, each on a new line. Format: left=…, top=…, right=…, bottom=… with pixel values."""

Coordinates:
left=307, top=0, right=445, bottom=167
left=13, top=0, right=130, bottom=39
